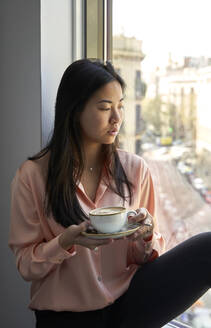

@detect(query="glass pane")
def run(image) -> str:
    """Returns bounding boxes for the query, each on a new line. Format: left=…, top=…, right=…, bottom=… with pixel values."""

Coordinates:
left=113, top=0, right=211, bottom=326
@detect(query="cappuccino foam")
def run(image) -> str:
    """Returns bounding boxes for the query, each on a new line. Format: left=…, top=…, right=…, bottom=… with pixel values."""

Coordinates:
left=91, top=207, right=124, bottom=216
left=97, top=209, right=119, bottom=215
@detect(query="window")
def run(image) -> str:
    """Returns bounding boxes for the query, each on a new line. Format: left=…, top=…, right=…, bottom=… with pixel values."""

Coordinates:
left=135, top=104, right=142, bottom=134
left=135, top=70, right=142, bottom=99
left=41, top=2, right=211, bottom=325
left=113, top=0, right=211, bottom=326
left=135, top=139, right=141, bottom=154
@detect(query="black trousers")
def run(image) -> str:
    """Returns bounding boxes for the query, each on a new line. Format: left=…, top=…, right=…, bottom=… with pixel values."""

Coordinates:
left=35, top=232, right=211, bottom=328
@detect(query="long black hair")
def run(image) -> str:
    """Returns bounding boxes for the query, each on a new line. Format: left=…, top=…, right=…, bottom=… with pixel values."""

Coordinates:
left=29, top=59, right=133, bottom=227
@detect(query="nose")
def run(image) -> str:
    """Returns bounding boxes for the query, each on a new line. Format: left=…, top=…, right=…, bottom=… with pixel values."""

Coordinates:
left=109, top=108, right=121, bottom=124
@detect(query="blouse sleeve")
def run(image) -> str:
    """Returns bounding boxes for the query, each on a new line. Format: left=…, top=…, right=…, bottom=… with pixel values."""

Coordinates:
left=127, top=165, right=165, bottom=266
left=9, top=166, right=76, bottom=282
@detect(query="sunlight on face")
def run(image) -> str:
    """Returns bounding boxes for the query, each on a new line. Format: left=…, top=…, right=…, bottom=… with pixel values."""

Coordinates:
left=79, top=80, right=124, bottom=146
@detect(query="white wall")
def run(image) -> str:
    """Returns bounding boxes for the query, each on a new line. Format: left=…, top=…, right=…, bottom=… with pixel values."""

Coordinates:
left=41, top=0, right=72, bottom=146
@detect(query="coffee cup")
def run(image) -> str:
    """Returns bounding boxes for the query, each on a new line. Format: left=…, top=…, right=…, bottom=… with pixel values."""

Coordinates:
left=89, top=206, right=137, bottom=233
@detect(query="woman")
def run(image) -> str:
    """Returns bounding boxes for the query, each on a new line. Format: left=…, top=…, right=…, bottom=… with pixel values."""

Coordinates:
left=9, top=59, right=211, bottom=328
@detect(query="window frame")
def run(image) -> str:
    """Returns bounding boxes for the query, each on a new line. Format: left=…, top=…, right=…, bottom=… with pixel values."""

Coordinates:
left=85, top=0, right=113, bottom=62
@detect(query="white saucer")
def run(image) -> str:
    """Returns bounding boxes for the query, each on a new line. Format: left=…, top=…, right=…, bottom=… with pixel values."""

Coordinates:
left=82, top=222, right=143, bottom=239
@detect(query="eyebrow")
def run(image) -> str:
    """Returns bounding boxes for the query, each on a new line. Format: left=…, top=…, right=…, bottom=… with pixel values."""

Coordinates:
left=97, top=97, right=124, bottom=104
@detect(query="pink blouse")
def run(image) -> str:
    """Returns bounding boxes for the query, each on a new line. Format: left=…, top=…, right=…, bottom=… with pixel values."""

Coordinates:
left=9, top=149, right=165, bottom=311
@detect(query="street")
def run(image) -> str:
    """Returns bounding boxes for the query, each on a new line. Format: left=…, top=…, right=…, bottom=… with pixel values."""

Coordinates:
left=143, top=149, right=211, bottom=327
left=144, top=150, right=211, bottom=250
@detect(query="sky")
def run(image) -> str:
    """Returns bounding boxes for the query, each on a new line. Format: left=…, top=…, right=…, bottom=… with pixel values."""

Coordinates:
left=113, top=0, right=211, bottom=71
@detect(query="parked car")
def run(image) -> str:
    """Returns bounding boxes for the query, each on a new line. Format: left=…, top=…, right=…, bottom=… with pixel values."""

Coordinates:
left=203, top=190, right=211, bottom=204
left=160, top=136, right=172, bottom=146
left=199, top=187, right=208, bottom=197
left=141, top=142, right=155, bottom=151
left=172, top=139, right=183, bottom=146
left=192, top=178, right=205, bottom=190
left=186, top=172, right=194, bottom=184
left=155, top=147, right=169, bottom=156
left=177, top=161, right=193, bottom=175
left=170, top=146, right=190, bottom=161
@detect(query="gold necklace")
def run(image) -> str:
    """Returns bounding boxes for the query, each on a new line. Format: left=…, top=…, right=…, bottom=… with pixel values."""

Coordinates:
left=86, top=165, right=101, bottom=173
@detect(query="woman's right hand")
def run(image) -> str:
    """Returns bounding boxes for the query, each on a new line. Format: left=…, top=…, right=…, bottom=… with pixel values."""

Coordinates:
left=59, top=220, right=113, bottom=251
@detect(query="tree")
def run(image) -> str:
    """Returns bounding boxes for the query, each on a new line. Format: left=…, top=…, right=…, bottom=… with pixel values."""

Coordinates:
left=142, top=96, right=162, bottom=135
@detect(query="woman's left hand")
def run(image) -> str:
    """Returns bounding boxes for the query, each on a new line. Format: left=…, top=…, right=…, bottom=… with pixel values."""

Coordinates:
left=124, top=208, right=158, bottom=263
left=126, top=208, right=154, bottom=242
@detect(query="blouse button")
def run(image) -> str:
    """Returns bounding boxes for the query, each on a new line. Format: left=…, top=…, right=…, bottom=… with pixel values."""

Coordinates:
left=98, top=276, right=102, bottom=282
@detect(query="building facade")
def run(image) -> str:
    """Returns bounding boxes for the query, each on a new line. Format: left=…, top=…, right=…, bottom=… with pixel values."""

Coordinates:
left=147, top=56, right=211, bottom=184
left=113, top=34, right=145, bottom=154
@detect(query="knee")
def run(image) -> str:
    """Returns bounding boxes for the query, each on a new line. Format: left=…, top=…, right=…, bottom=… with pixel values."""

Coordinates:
left=196, top=231, right=211, bottom=241
left=189, top=232, right=211, bottom=252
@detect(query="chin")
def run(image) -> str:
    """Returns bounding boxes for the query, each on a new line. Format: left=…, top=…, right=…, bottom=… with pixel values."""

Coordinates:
left=103, top=136, right=117, bottom=144
left=103, top=141, right=115, bottom=145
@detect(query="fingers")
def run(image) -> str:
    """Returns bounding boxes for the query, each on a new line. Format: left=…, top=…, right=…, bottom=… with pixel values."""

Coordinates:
left=77, top=236, right=113, bottom=250
left=129, top=208, right=148, bottom=223
left=126, top=230, right=143, bottom=241
left=126, top=229, right=152, bottom=242
left=137, top=208, right=148, bottom=217
left=126, top=210, right=154, bottom=241
left=70, top=222, right=88, bottom=236
left=127, top=231, right=139, bottom=241
left=79, top=220, right=91, bottom=231
left=67, top=221, right=91, bottom=246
